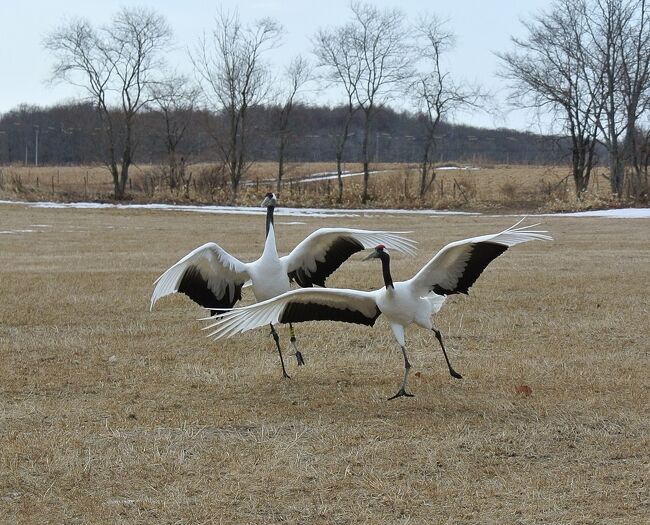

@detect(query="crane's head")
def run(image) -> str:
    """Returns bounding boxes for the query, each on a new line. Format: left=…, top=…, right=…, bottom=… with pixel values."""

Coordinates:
left=363, top=244, right=388, bottom=261
left=261, top=192, right=278, bottom=208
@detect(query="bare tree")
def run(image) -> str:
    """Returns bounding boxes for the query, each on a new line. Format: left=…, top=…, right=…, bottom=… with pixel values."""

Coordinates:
left=45, top=7, right=172, bottom=198
left=584, top=0, right=631, bottom=195
left=313, top=23, right=362, bottom=203
left=618, top=0, right=650, bottom=197
left=274, top=56, right=312, bottom=192
left=412, top=15, right=484, bottom=198
left=582, top=0, right=650, bottom=196
left=192, top=10, right=281, bottom=202
left=499, top=0, right=602, bottom=196
left=150, top=73, right=199, bottom=194
left=349, top=1, right=413, bottom=203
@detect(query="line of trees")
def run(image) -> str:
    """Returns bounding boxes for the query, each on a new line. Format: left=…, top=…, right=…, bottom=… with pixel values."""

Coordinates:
left=1, top=1, right=648, bottom=202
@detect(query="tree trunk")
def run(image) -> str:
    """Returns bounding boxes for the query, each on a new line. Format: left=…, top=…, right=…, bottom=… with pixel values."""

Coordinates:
left=276, top=133, right=286, bottom=193
left=609, top=146, right=624, bottom=196
left=335, top=112, right=353, bottom=204
left=111, top=163, right=121, bottom=199
left=361, top=112, right=371, bottom=204
left=419, top=139, right=435, bottom=197
left=335, top=152, right=344, bottom=204
left=119, top=162, right=130, bottom=197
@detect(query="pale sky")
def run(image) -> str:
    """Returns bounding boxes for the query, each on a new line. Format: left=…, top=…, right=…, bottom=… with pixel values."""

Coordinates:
left=0, top=0, right=553, bottom=131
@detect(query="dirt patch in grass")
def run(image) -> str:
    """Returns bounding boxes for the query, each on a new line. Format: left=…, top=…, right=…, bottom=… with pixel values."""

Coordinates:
left=1, top=205, right=648, bottom=523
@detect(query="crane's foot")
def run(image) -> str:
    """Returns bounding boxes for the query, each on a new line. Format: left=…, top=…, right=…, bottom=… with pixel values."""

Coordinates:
left=388, top=388, right=415, bottom=400
left=281, top=370, right=291, bottom=380
left=450, top=369, right=463, bottom=379
left=295, top=351, right=305, bottom=366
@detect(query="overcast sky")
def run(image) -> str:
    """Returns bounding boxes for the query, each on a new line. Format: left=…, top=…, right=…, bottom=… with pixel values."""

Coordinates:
left=1, top=0, right=553, bottom=131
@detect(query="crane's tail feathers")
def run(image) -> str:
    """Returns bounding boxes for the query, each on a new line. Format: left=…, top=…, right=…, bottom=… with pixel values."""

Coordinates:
left=425, top=294, right=447, bottom=313
left=200, top=301, right=280, bottom=340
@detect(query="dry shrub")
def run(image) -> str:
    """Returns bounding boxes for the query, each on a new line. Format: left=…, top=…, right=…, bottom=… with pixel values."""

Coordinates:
left=10, top=171, right=28, bottom=194
left=539, top=175, right=570, bottom=202
left=194, top=164, right=227, bottom=200
left=454, top=177, right=477, bottom=201
left=499, top=181, right=518, bottom=201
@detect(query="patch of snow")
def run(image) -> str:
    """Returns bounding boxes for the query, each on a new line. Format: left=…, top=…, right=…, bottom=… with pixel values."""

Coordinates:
left=436, top=165, right=480, bottom=171
left=293, top=169, right=390, bottom=183
left=2, top=199, right=649, bottom=219
left=536, top=208, right=650, bottom=219
left=0, top=229, right=36, bottom=234
left=2, top=199, right=476, bottom=218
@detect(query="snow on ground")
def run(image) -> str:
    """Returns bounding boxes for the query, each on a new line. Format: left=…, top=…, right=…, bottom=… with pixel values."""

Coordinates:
left=0, top=200, right=477, bottom=218
left=0, top=229, right=36, bottom=234
left=537, top=208, right=650, bottom=218
left=246, top=166, right=478, bottom=186
left=1, top=199, right=649, bottom=219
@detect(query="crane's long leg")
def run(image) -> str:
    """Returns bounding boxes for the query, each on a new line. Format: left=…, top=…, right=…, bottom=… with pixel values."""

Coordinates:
left=289, top=323, right=305, bottom=366
left=269, top=324, right=290, bottom=379
left=432, top=328, right=462, bottom=379
left=388, top=345, right=415, bottom=400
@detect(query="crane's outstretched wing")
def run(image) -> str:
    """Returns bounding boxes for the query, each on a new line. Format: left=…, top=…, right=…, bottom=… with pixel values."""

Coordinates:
left=202, top=288, right=382, bottom=340
left=151, top=243, right=250, bottom=313
left=282, top=229, right=417, bottom=287
left=408, top=221, right=552, bottom=297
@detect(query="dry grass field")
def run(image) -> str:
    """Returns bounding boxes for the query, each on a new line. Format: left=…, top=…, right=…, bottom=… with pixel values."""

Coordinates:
left=1, top=202, right=648, bottom=524
left=0, top=162, right=628, bottom=212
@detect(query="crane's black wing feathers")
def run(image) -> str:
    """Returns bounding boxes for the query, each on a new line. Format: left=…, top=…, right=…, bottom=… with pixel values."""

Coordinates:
left=279, top=299, right=381, bottom=326
left=178, top=267, right=243, bottom=314
left=288, top=237, right=365, bottom=287
left=431, top=242, right=508, bottom=295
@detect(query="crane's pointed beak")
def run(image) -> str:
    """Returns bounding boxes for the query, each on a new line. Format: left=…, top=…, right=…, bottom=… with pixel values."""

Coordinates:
left=363, top=250, right=380, bottom=261
left=261, top=194, right=277, bottom=207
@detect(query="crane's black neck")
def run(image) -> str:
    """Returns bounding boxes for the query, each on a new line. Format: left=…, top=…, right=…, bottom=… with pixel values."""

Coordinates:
left=265, top=205, right=275, bottom=238
left=379, top=251, right=394, bottom=289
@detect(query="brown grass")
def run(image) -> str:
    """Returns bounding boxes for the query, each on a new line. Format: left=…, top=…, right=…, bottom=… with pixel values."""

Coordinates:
left=1, top=204, right=648, bottom=523
left=0, top=162, right=631, bottom=212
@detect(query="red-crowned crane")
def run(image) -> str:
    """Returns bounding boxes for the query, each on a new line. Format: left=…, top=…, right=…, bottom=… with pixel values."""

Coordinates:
left=150, top=193, right=417, bottom=378
left=203, top=221, right=551, bottom=398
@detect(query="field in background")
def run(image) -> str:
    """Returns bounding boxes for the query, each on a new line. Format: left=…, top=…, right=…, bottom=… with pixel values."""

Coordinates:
left=0, top=162, right=623, bottom=212
left=1, top=204, right=648, bottom=523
